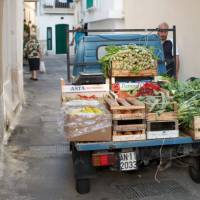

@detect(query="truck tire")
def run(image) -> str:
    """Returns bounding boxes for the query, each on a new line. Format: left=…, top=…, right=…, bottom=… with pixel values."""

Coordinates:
left=189, top=157, right=200, bottom=183
left=76, top=179, right=90, bottom=194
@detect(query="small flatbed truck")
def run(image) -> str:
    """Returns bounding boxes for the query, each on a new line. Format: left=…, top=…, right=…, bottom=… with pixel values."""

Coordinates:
left=62, top=28, right=200, bottom=194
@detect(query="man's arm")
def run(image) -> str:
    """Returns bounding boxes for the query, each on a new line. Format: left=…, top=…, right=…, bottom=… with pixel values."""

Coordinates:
left=176, top=55, right=180, bottom=79
left=70, top=32, right=75, bottom=46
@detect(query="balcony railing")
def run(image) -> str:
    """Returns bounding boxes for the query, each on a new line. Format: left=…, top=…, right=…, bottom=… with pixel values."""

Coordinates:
left=43, top=0, right=73, bottom=9
left=43, top=0, right=74, bottom=14
left=24, top=0, right=38, bottom=2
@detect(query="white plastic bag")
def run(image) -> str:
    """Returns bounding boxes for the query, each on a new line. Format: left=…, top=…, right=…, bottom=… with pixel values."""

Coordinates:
left=40, top=61, right=46, bottom=73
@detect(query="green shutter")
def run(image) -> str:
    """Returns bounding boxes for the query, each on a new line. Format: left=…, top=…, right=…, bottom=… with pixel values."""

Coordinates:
left=47, top=27, right=52, bottom=50
left=87, top=0, right=93, bottom=9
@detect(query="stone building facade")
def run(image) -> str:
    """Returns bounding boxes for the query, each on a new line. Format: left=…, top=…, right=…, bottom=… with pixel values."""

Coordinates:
left=0, top=0, right=24, bottom=143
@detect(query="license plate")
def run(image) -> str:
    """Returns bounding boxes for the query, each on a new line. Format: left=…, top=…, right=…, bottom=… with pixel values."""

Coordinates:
left=119, top=152, right=137, bottom=171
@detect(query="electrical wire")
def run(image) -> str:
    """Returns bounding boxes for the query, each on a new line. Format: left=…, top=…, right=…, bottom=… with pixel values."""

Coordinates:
left=95, top=31, right=155, bottom=43
left=154, top=141, right=190, bottom=183
left=154, top=138, right=166, bottom=183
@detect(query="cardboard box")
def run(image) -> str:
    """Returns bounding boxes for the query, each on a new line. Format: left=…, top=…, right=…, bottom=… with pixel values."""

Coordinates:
left=65, top=127, right=112, bottom=142
left=63, top=100, right=112, bottom=142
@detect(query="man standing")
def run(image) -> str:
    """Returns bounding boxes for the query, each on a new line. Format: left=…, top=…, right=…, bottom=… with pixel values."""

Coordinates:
left=158, top=22, right=180, bottom=79
left=71, top=24, right=85, bottom=53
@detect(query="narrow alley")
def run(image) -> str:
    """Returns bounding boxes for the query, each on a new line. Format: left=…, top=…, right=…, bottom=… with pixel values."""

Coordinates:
left=1, top=0, right=200, bottom=199
left=0, top=55, right=199, bottom=200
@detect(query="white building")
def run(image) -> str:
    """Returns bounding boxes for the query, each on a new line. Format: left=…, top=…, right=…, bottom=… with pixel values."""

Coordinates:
left=24, top=1, right=37, bottom=46
left=75, top=0, right=125, bottom=29
left=37, top=0, right=75, bottom=55
left=24, top=1, right=37, bottom=26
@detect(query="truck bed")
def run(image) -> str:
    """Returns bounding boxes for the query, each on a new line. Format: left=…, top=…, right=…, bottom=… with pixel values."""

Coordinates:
left=75, top=133, right=200, bottom=151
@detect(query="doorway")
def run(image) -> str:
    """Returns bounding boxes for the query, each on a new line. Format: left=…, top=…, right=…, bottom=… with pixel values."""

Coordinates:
left=55, top=24, right=69, bottom=54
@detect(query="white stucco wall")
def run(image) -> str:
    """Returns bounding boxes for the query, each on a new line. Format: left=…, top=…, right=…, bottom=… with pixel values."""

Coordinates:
left=81, top=0, right=124, bottom=28
left=0, top=0, right=4, bottom=138
left=88, top=19, right=125, bottom=30
left=0, top=0, right=24, bottom=142
left=124, top=0, right=200, bottom=80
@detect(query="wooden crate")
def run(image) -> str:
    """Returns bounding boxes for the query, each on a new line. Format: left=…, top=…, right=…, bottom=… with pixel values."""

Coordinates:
left=111, top=82, right=143, bottom=98
left=113, top=129, right=146, bottom=141
left=146, top=102, right=178, bottom=121
left=105, top=97, right=146, bottom=141
left=111, top=61, right=157, bottom=77
left=112, top=117, right=146, bottom=141
left=60, top=78, right=110, bottom=103
left=146, top=120, right=179, bottom=139
left=147, top=112, right=177, bottom=121
left=188, top=116, right=200, bottom=140
left=113, top=123, right=146, bottom=132
left=105, top=97, right=146, bottom=120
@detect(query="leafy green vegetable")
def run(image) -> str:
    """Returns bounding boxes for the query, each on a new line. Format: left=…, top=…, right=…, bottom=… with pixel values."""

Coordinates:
left=99, top=45, right=157, bottom=77
left=138, top=92, right=174, bottom=115
left=161, top=78, right=200, bottom=129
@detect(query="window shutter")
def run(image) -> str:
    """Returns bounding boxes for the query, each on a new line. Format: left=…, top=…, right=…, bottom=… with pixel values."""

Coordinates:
left=47, top=27, right=52, bottom=50
left=87, top=0, right=94, bottom=9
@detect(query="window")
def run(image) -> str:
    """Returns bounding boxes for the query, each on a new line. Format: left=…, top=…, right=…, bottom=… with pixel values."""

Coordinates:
left=47, top=27, right=52, bottom=50
left=86, top=0, right=94, bottom=9
left=97, top=45, right=123, bottom=60
left=97, top=46, right=107, bottom=60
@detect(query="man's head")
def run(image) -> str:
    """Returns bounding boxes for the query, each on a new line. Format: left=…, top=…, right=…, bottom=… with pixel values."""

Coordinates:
left=75, top=24, right=82, bottom=31
left=158, top=22, right=169, bottom=42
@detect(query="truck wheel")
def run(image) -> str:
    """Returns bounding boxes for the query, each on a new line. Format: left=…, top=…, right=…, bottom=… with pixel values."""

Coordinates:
left=189, top=157, right=200, bottom=183
left=76, top=179, right=90, bottom=194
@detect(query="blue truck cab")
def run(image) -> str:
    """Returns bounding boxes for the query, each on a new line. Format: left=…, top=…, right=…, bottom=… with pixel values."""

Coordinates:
left=73, top=33, right=167, bottom=83
left=69, top=31, right=200, bottom=194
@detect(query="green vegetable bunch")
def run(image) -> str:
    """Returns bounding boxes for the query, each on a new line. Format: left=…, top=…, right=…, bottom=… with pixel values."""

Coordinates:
left=161, top=77, right=200, bottom=129
left=138, top=91, right=174, bottom=115
left=99, top=45, right=157, bottom=77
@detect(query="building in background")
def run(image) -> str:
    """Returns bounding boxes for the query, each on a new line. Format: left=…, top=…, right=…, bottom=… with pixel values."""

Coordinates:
left=37, top=0, right=75, bottom=55
left=74, top=0, right=124, bottom=29
left=24, top=1, right=38, bottom=46
left=74, top=0, right=82, bottom=25
left=0, top=0, right=25, bottom=143
left=24, top=1, right=37, bottom=26
left=74, top=0, right=200, bottom=80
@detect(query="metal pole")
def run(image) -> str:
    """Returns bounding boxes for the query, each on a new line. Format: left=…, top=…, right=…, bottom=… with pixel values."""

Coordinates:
left=68, top=28, right=174, bottom=33
left=173, top=25, right=177, bottom=77
left=66, top=29, right=70, bottom=82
